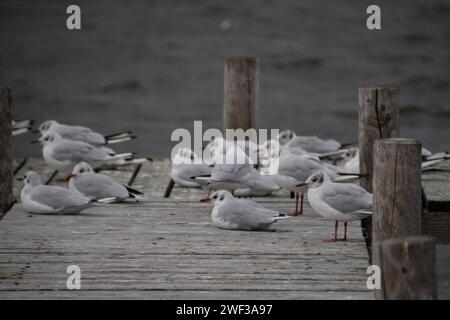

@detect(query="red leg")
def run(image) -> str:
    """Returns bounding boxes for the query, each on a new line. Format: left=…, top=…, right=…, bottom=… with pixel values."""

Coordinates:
left=299, top=192, right=304, bottom=215
left=288, top=192, right=301, bottom=216
left=341, top=222, right=348, bottom=241
left=323, top=221, right=338, bottom=242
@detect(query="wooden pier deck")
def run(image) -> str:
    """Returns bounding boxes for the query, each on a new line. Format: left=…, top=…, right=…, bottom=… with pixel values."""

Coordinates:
left=0, top=158, right=374, bottom=299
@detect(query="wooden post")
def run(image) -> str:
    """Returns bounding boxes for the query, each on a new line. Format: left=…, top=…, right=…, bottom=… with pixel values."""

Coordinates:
left=373, top=237, right=437, bottom=300
left=358, top=86, right=399, bottom=243
left=373, top=138, right=422, bottom=241
left=0, top=87, right=13, bottom=217
left=223, top=56, right=258, bottom=130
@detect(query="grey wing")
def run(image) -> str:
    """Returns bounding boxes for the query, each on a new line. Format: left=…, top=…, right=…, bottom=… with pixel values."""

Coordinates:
left=279, top=156, right=323, bottom=182
left=244, top=170, right=279, bottom=192
left=212, top=164, right=252, bottom=181
left=320, top=183, right=373, bottom=214
left=74, top=174, right=128, bottom=199
left=52, top=140, right=103, bottom=162
left=57, top=125, right=104, bottom=144
left=290, top=136, right=340, bottom=153
left=31, top=186, right=90, bottom=209
left=221, top=199, right=280, bottom=229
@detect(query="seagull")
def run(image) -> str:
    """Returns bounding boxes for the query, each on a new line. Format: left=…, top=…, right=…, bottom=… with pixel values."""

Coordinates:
left=19, top=171, right=93, bottom=214
left=193, top=146, right=254, bottom=193
left=171, top=148, right=212, bottom=187
left=298, top=171, right=372, bottom=242
left=32, top=132, right=135, bottom=174
left=12, top=119, right=34, bottom=136
left=278, top=129, right=342, bottom=154
left=233, top=168, right=280, bottom=197
left=203, top=136, right=258, bottom=166
left=67, top=162, right=143, bottom=201
left=269, top=150, right=339, bottom=216
left=338, top=147, right=449, bottom=173
left=200, top=190, right=288, bottom=231
left=34, top=120, right=135, bottom=145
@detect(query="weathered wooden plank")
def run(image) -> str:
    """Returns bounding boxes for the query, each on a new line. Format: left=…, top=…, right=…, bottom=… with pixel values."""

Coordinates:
left=422, top=162, right=450, bottom=212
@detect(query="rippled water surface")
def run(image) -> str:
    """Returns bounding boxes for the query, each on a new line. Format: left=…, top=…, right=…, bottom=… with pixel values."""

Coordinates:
left=1, top=0, right=449, bottom=157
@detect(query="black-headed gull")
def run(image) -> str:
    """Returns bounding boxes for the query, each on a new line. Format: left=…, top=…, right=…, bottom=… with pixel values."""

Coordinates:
left=171, top=148, right=212, bottom=187
left=68, top=162, right=143, bottom=201
left=19, top=171, right=93, bottom=214
left=201, top=190, right=288, bottom=231
left=278, top=129, right=341, bottom=154
left=35, top=120, right=135, bottom=145
left=299, top=171, right=372, bottom=242
left=338, top=147, right=449, bottom=174
left=32, top=132, right=135, bottom=174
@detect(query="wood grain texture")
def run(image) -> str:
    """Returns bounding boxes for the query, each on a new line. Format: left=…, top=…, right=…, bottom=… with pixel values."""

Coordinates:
left=373, top=237, right=436, bottom=300
left=358, top=86, right=399, bottom=244
left=373, top=139, right=422, bottom=242
left=0, top=87, right=13, bottom=217
left=223, top=56, right=258, bottom=130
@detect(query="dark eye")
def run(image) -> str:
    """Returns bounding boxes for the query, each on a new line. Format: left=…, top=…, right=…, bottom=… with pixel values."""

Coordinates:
left=219, top=196, right=224, bottom=201
left=80, top=169, right=84, bottom=173
left=44, top=137, right=48, bottom=141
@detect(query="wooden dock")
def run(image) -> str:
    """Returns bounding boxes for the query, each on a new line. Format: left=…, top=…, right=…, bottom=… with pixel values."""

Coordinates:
left=0, top=158, right=373, bottom=299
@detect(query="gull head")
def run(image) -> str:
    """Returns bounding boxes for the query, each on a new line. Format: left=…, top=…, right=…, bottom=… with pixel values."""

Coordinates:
left=69, top=162, right=94, bottom=179
left=37, top=120, right=58, bottom=134
left=343, top=148, right=358, bottom=161
left=38, top=132, right=62, bottom=146
left=304, top=171, right=326, bottom=188
left=20, top=171, right=42, bottom=187
left=278, top=130, right=296, bottom=145
left=200, top=190, right=233, bottom=205
left=172, top=147, right=201, bottom=165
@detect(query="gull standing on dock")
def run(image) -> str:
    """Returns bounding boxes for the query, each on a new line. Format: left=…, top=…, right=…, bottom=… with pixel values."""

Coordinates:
left=32, top=132, right=136, bottom=174
left=298, top=171, right=372, bottom=242
left=68, top=162, right=143, bottom=201
left=35, top=120, right=135, bottom=145
left=19, top=171, right=93, bottom=214
left=201, top=190, right=288, bottom=231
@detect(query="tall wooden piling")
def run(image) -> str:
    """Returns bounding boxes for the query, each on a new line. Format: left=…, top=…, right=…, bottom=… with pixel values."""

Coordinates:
left=373, top=138, right=422, bottom=240
left=372, top=138, right=423, bottom=299
left=358, top=86, right=399, bottom=242
left=223, top=56, right=258, bottom=130
left=373, top=237, right=437, bottom=300
left=0, top=87, right=13, bottom=217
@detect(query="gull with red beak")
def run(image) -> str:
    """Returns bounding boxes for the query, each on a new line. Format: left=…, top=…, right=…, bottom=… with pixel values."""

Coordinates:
left=201, top=190, right=288, bottom=231
left=68, top=162, right=143, bottom=202
left=299, top=171, right=372, bottom=242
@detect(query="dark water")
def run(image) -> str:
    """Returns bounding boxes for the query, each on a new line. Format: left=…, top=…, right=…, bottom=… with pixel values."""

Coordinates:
left=1, top=0, right=449, bottom=157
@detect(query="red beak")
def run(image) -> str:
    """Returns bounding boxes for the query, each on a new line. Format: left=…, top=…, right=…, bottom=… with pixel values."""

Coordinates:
left=65, top=173, right=75, bottom=181
left=296, top=182, right=307, bottom=187
left=200, top=197, right=211, bottom=203
left=30, top=140, right=40, bottom=144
